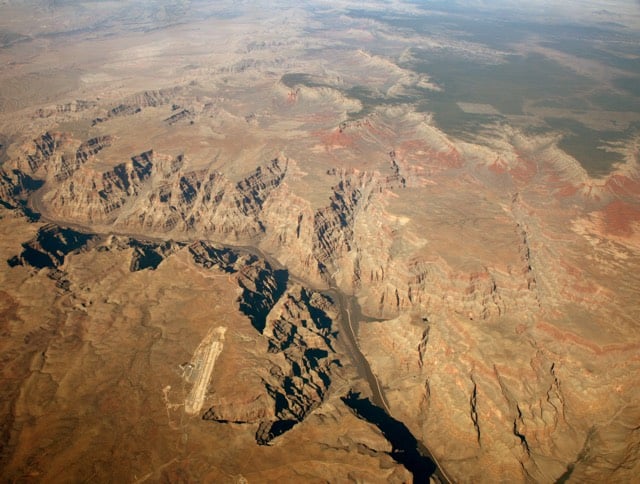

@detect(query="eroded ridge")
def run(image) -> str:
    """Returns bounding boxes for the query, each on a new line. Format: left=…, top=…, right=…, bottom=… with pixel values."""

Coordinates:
left=1, top=2, right=640, bottom=481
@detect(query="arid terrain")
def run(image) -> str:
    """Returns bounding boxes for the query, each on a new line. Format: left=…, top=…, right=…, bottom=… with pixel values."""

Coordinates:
left=1, top=1, right=640, bottom=482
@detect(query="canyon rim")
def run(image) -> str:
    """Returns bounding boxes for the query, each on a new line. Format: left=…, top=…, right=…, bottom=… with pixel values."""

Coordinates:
left=1, top=1, right=640, bottom=482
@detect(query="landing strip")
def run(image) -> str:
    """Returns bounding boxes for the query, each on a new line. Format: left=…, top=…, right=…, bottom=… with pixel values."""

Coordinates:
left=185, top=326, right=227, bottom=415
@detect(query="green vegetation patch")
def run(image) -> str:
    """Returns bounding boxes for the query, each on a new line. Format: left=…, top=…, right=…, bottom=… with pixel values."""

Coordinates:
left=544, top=117, right=633, bottom=176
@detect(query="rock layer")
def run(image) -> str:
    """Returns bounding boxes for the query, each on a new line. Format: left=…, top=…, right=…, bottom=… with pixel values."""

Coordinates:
left=0, top=6, right=639, bottom=481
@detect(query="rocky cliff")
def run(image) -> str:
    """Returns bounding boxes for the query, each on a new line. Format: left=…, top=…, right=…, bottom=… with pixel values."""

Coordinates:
left=188, top=241, right=340, bottom=444
left=1, top=78, right=638, bottom=482
left=91, top=88, right=182, bottom=126
left=0, top=216, right=408, bottom=482
left=43, top=149, right=288, bottom=239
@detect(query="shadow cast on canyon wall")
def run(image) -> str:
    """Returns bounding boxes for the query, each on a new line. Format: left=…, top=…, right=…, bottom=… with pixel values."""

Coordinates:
left=342, top=390, right=437, bottom=484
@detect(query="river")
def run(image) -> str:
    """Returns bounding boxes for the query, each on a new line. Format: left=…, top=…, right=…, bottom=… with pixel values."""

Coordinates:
left=27, top=188, right=451, bottom=483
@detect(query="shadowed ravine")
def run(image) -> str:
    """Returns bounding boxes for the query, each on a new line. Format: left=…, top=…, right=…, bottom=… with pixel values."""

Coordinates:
left=342, top=391, right=438, bottom=484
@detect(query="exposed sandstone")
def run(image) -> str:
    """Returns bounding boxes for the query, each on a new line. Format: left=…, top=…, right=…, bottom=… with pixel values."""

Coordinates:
left=190, top=242, right=340, bottom=443
left=0, top=213, right=406, bottom=481
left=0, top=4, right=639, bottom=481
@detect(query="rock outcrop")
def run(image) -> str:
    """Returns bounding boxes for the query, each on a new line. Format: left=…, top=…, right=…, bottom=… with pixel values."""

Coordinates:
left=45, top=152, right=288, bottom=239
left=7, top=224, right=94, bottom=269
left=191, top=242, right=340, bottom=444
left=54, top=136, right=114, bottom=182
left=313, top=169, right=379, bottom=275
left=18, top=131, right=66, bottom=175
left=15, top=132, right=111, bottom=181
left=6, top=222, right=189, bottom=278
left=91, top=87, right=182, bottom=125
left=253, top=285, right=338, bottom=443
left=0, top=167, right=41, bottom=210
left=0, top=39, right=638, bottom=481
left=211, top=282, right=340, bottom=445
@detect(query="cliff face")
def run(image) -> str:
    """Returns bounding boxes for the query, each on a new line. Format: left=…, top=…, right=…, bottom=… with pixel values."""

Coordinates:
left=91, top=88, right=182, bottom=125
left=18, top=131, right=64, bottom=175
left=0, top=217, right=408, bottom=483
left=1, top=77, right=639, bottom=482
left=0, top=167, right=41, bottom=210
left=2, top=0, right=639, bottom=481
left=6, top=230, right=341, bottom=446
left=188, top=241, right=339, bottom=443
left=313, top=169, right=378, bottom=276
left=4, top=129, right=553, bottom=327
left=219, top=283, right=339, bottom=445
left=55, top=136, right=114, bottom=182
left=12, top=132, right=111, bottom=182
left=44, top=150, right=288, bottom=239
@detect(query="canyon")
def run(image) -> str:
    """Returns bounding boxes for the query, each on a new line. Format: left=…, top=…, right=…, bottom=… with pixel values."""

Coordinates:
left=1, top=1, right=639, bottom=482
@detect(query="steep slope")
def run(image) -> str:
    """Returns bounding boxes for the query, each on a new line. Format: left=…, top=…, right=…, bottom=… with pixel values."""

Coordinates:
left=0, top=25, right=638, bottom=480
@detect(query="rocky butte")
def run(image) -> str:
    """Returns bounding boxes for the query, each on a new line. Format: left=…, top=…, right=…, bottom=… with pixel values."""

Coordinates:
left=0, top=0, right=639, bottom=482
